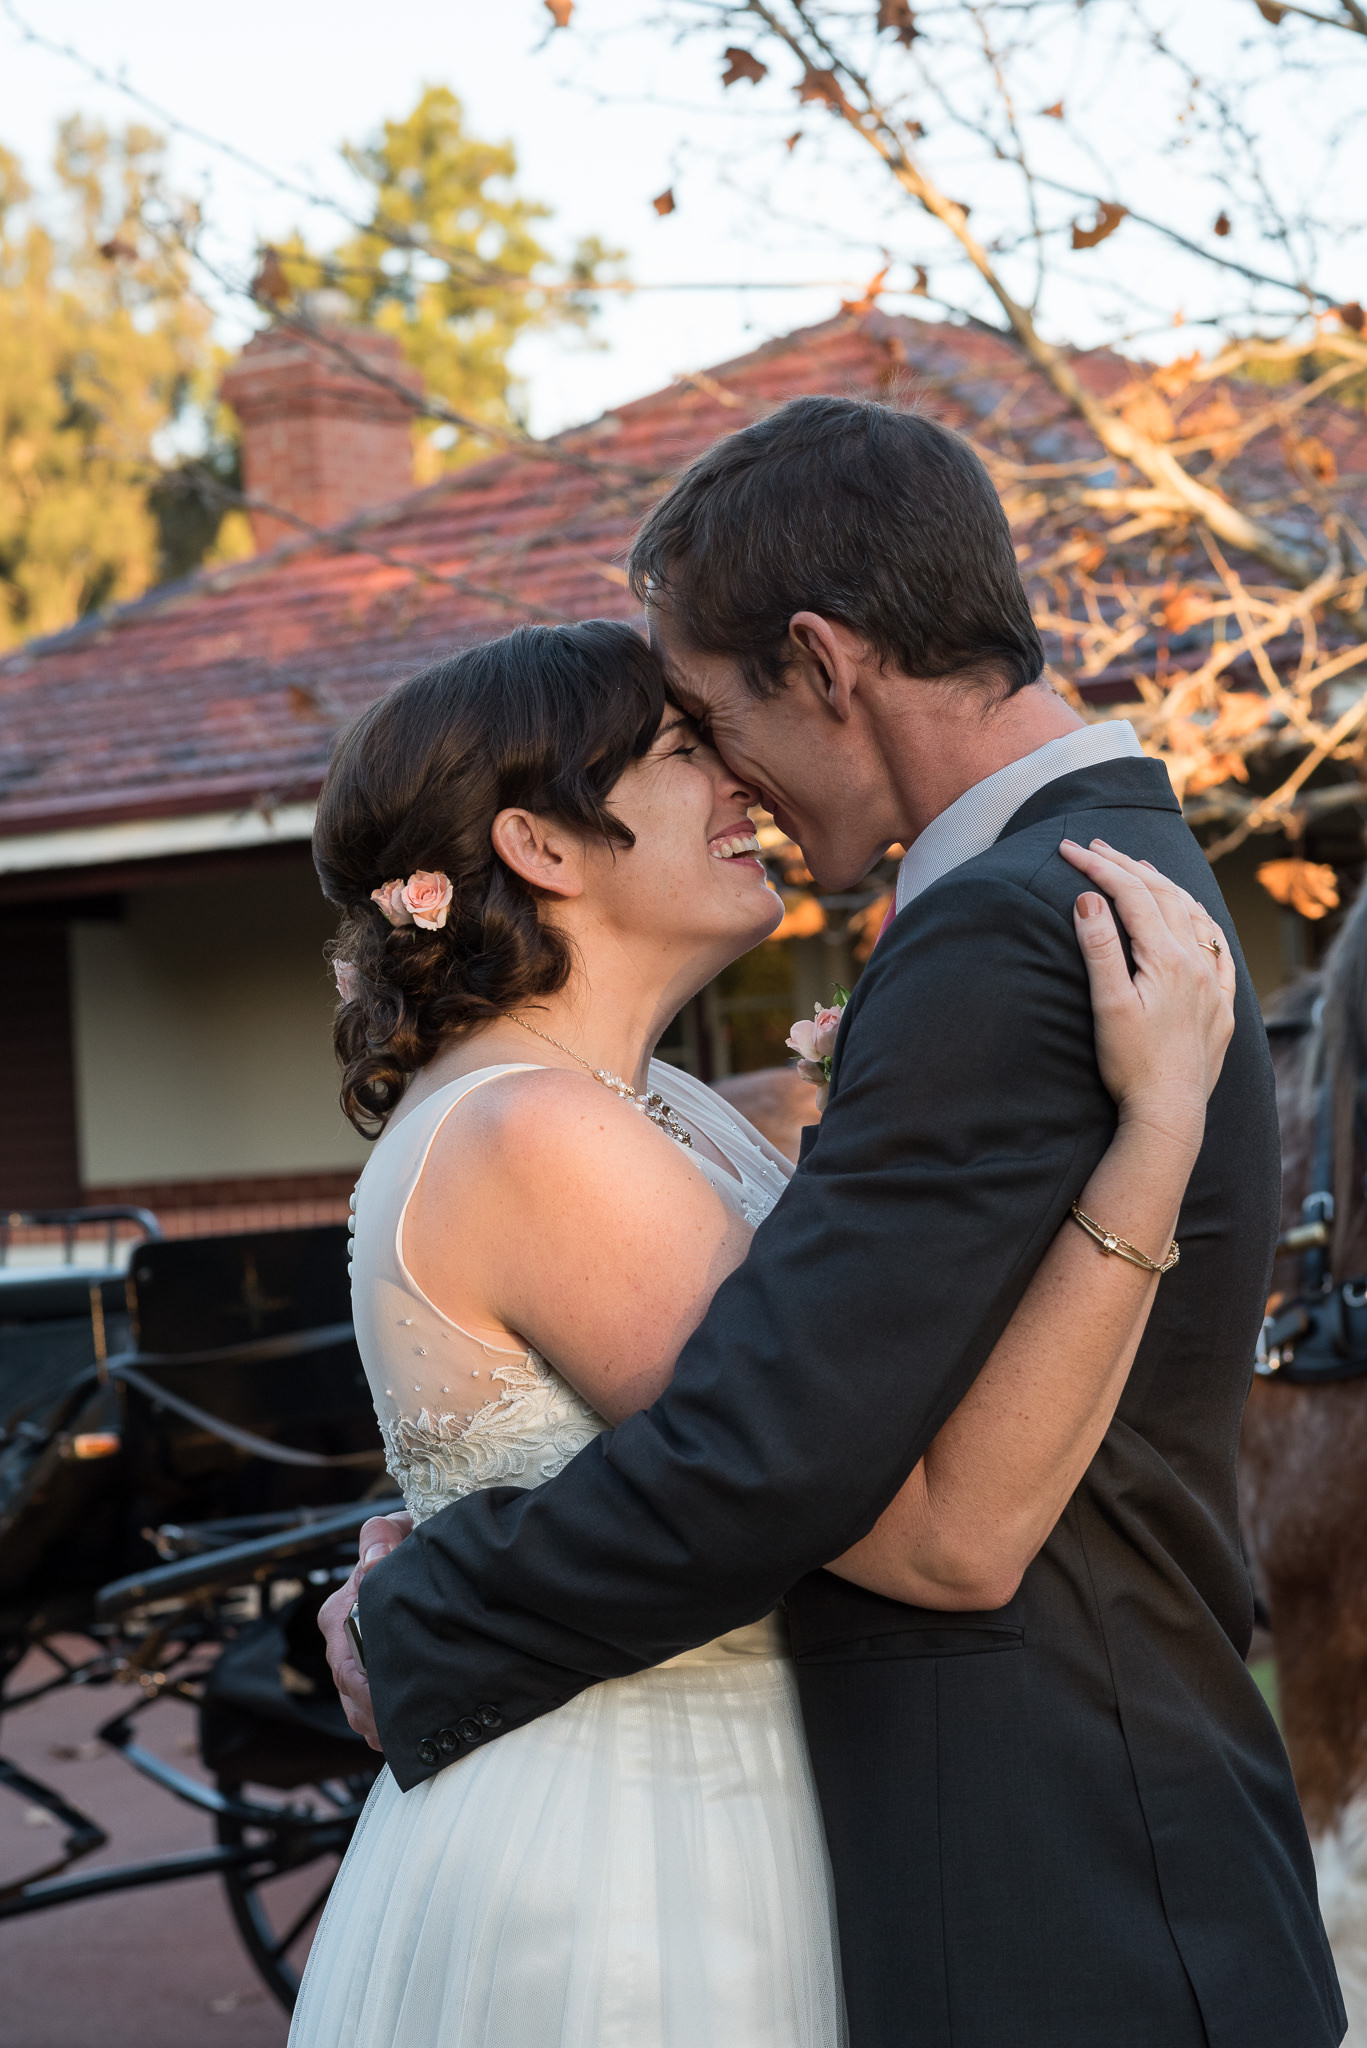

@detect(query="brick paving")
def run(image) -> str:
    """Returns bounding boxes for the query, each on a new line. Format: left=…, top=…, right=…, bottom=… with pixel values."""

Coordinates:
left=0, top=1645, right=294, bottom=2048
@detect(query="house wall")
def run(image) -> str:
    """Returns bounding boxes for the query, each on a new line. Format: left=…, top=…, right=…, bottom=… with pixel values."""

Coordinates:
left=55, top=833, right=1306, bottom=1211
left=70, top=862, right=370, bottom=1189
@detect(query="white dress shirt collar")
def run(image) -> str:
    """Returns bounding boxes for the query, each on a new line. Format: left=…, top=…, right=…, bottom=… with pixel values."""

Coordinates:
left=894, top=720, right=1144, bottom=913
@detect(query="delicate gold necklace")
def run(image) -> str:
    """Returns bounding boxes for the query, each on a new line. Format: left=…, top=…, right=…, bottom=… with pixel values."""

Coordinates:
left=507, top=1015, right=694, bottom=1149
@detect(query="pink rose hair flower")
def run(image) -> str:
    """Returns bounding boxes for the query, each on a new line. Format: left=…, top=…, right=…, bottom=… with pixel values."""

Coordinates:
left=400, top=871, right=453, bottom=930
left=371, top=870, right=453, bottom=931
left=371, top=879, right=412, bottom=927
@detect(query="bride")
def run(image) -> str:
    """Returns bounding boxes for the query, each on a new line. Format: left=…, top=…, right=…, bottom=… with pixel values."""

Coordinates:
left=295, top=618, right=1232, bottom=2048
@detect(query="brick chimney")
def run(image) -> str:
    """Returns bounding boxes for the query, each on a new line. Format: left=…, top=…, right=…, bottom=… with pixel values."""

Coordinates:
left=222, top=321, right=423, bottom=550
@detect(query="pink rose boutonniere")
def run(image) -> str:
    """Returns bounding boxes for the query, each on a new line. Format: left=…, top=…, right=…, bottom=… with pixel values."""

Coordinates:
left=370, top=870, right=454, bottom=932
left=786, top=986, right=850, bottom=1109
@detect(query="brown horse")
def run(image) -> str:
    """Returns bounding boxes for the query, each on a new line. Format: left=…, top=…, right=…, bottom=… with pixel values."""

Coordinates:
left=1242, top=883, right=1367, bottom=2040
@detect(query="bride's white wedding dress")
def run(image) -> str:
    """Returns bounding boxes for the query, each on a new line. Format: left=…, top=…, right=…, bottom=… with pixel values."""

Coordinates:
left=289, top=1061, right=846, bottom=2048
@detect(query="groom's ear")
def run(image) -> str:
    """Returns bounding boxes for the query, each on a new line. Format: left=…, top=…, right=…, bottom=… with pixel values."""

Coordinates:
left=787, top=613, right=865, bottom=721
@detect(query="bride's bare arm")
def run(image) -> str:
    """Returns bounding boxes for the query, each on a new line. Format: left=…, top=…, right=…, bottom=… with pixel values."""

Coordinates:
left=827, top=840, right=1235, bottom=1610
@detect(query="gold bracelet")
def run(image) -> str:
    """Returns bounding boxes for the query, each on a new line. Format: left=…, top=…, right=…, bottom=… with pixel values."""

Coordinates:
left=1070, top=1202, right=1180, bottom=1275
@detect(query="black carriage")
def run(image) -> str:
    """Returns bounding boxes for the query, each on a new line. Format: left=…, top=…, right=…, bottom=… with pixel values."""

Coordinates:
left=0, top=1207, right=395, bottom=2009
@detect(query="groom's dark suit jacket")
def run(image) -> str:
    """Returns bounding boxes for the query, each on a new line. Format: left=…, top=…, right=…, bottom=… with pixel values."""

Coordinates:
left=361, top=756, right=1344, bottom=2048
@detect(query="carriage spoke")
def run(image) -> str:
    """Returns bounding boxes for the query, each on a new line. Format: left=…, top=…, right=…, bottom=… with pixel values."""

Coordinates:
left=267, top=1871, right=338, bottom=1959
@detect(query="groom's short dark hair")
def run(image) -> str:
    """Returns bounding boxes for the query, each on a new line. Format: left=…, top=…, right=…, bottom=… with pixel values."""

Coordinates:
left=628, top=394, right=1044, bottom=698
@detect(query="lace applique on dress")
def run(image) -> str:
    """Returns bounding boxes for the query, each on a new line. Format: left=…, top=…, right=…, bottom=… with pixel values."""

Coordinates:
left=378, top=1355, right=607, bottom=1524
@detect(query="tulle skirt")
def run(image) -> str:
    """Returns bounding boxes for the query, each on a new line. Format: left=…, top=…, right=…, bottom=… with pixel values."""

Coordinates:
left=290, top=1649, right=845, bottom=2048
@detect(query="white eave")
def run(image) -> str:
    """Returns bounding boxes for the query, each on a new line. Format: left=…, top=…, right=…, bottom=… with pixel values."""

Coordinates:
left=0, top=802, right=318, bottom=877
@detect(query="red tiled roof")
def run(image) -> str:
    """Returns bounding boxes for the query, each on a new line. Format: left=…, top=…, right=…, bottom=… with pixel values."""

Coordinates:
left=3, top=310, right=1363, bottom=839
left=0, top=314, right=1030, bottom=836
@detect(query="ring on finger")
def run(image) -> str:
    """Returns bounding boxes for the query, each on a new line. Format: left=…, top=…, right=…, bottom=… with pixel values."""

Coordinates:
left=1198, top=936, right=1222, bottom=958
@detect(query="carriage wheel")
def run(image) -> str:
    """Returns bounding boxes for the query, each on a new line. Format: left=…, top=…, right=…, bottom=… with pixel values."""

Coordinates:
left=215, top=1772, right=377, bottom=2010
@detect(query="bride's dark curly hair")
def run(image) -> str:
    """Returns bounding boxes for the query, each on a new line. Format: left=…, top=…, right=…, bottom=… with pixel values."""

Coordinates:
left=314, top=620, right=667, bottom=1136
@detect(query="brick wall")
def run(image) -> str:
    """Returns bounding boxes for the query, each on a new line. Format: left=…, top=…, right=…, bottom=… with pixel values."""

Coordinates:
left=85, top=1168, right=360, bottom=1239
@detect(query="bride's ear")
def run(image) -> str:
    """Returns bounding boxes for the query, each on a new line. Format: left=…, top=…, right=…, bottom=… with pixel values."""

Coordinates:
left=491, top=808, right=585, bottom=900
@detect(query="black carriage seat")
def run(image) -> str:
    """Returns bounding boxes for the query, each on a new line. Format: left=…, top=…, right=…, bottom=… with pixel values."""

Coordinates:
left=0, top=1224, right=382, bottom=1626
left=0, top=1205, right=157, bottom=1429
left=117, top=1225, right=382, bottom=1523
left=0, top=1210, right=157, bottom=1622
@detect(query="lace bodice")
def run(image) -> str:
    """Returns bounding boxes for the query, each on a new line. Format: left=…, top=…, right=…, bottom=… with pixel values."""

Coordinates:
left=348, top=1060, right=792, bottom=1527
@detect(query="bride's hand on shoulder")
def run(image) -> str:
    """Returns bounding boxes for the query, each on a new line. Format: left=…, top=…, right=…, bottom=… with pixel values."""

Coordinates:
left=1059, top=837, right=1236, bottom=1154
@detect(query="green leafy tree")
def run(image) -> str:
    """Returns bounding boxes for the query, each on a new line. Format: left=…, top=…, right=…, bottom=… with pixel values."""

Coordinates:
left=0, top=118, right=223, bottom=649
left=275, top=85, right=620, bottom=471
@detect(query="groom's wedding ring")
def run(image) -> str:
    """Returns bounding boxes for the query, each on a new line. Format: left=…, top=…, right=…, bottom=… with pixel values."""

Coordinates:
left=1199, top=936, right=1223, bottom=958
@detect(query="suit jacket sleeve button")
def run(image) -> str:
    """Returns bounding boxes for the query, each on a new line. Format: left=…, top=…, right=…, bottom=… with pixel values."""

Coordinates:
left=477, top=1704, right=503, bottom=1730
left=416, top=1738, right=439, bottom=1766
left=456, top=1716, right=482, bottom=1743
left=436, top=1727, right=459, bottom=1755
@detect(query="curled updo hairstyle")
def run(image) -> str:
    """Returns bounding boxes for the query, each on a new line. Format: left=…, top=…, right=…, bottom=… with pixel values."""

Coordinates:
left=314, top=620, right=667, bottom=1136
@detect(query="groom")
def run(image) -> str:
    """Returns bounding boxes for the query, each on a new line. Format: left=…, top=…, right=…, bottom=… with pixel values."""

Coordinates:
left=328, top=397, right=1343, bottom=2046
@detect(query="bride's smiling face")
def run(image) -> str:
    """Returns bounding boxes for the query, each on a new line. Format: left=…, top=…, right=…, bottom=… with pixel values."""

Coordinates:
left=579, top=708, right=784, bottom=965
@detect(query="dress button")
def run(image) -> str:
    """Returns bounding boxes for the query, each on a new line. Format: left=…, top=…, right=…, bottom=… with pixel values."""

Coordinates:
left=436, top=1727, right=459, bottom=1756
left=476, top=1703, right=503, bottom=1730
left=416, top=1738, right=439, bottom=1766
left=456, top=1716, right=482, bottom=1744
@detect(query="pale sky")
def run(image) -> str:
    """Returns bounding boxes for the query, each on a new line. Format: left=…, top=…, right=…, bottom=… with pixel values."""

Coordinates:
left=2, top=0, right=1363, bottom=435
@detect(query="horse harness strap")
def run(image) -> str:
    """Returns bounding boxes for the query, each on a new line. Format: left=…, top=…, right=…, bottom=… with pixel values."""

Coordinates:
left=1258, top=1066, right=1367, bottom=1386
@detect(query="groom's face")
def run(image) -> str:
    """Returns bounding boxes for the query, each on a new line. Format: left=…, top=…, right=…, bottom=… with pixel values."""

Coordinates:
left=649, top=609, right=895, bottom=891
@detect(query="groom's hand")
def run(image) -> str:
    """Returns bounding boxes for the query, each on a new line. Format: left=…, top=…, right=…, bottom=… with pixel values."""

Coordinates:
left=317, top=1512, right=414, bottom=1751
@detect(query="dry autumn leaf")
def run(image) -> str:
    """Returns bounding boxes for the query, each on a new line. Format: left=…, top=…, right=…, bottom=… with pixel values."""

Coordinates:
left=544, top=0, right=573, bottom=24
left=798, top=68, right=847, bottom=111
left=1214, top=211, right=1232, bottom=238
left=1285, top=433, right=1338, bottom=484
left=877, top=0, right=918, bottom=44
left=1210, top=692, right=1271, bottom=741
left=652, top=188, right=676, bottom=217
left=1160, top=585, right=1206, bottom=635
left=722, top=47, right=767, bottom=87
left=1255, top=1, right=1287, bottom=24
left=1072, top=202, right=1127, bottom=251
left=784, top=131, right=803, bottom=152
left=842, top=263, right=890, bottom=316
left=251, top=247, right=291, bottom=305
left=1184, top=749, right=1250, bottom=796
left=1340, top=302, right=1366, bottom=334
left=1040, top=100, right=1065, bottom=120
left=1257, top=859, right=1340, bottom=921
left=911, top=263, right=929, bottom=295
left=1180, top=395, right=1242, bottom=451
left=1152, top=353, right=1200, bottom=398
left=1120, top=386, right=1175, bottom=443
